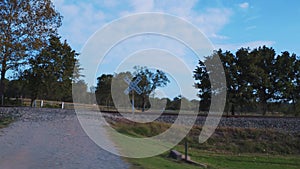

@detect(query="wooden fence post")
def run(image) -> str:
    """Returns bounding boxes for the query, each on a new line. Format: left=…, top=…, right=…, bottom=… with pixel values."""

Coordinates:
left=33, top=100, right=36, bottom=107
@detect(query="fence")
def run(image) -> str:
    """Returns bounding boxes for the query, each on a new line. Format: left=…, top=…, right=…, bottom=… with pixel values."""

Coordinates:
left=2, top=97, right=119, bottom=111
left=3, top=98, right=199, bottom=114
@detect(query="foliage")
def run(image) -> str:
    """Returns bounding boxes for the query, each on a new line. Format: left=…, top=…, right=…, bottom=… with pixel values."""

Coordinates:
left=132, top=66, right=170, bottom=111
left=194, top=46, right=300, bottom=115
left=21, top=36, right=79, bottom=104
left=0, top=0, right=62, bottom=98
left=95, top=67, right=170, bottom=111
left=193, top=60, right=211, bottom=111
left=72, top=80, right=90, bottom=104
left=95, top=74, right=114, bottom=107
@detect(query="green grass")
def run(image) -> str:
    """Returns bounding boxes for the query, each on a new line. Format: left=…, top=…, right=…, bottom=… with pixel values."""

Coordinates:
left=110, top=120, right=300, bottom=169
left=126, top=151, right=300, bottom=169
left=0, top=116, right=14, bottom=129
left=128, top=155, right=203, bottom=169
left=176, top=146, right=300, bottom=169
left=186, top=127, right=300, bottom=155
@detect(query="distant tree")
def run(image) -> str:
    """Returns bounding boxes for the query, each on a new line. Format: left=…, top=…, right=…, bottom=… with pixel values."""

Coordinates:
left=235, top=48, right=256, bottom=112
left=22, top=36, right=79, bottom=105
left=275, top=51, right=299, bottom=113
left=217, top=49, right=240, bottom=115
left=165, top=95, right=195, bottom=111
left=5, top=80, right=22, bottom=98
left=295, top=57, right=300, bottom=116
left=194, top=51, right=227, bottom=113
left=110, top=71, right=133, bottom=109
left=0, top=0, right=62, bottom=100
left=165, top=96, right=180, bottom=111
left=72, top=80, right=89, bottom=104
left=193, top=60, right=211, bottom=111
left=95, top=74, right=113, bottom=107
left=249, top=46, right=277, bottom=115
left=133, top=66, right=170, bottom=112
left=194, top=46, right=300, bottom=116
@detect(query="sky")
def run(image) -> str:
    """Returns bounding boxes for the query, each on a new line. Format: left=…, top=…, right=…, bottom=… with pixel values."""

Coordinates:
left=52, top=0, right=300, bottom=100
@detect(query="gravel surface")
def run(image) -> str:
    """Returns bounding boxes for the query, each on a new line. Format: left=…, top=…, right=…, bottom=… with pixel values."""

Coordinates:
left=102, top=111, right=300, bottom=134
left=0, top=107, right=129, bottom=169
left=156, top=115, right=300, bottom=133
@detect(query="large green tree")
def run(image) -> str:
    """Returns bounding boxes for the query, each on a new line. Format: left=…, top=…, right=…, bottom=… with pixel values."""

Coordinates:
left=194, top=46, right=299, bottom=116
left=275, top=52, right=300, bottom=113
left=217, top=49, right=240, bottom=115
left=0, top=0, right=62, bottom=100
left=22, top=36, right=79, bottom=104
left=193, top=60, right=211, bottom=111
left=235, top=48, right=256, bottom=112
left=95, top=67, right=170, bottom=112
left=133, top=66, right=170, bottom=112
left=95, top=74, right=113, bottom=107
left=248, top=46, right=277, bottom=115
left=194, top=51, right=227, bottom=113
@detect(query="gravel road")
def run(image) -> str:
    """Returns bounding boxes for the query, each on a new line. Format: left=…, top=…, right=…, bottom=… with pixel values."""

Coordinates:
left=0, top=108, right=129, bottom=169
left=0, top=107, right=299, bottom=169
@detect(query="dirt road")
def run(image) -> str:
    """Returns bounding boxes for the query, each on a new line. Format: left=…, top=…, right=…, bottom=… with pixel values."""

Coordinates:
left=0, top=109, right=129, bottom=169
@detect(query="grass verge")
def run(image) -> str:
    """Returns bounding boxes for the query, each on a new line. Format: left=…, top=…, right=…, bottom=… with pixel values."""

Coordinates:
left=0, top=116, right=14, bottom=129
left=110, top=120, right=300, bottom=169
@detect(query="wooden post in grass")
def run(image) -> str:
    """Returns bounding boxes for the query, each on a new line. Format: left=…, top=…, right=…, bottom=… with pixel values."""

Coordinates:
left=132, top=91, right=134, bottom=114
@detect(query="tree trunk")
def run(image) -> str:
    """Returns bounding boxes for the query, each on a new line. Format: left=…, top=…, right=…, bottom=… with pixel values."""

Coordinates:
left=262, top=101, right=267, bottom=115
left=142, top=96, right=145, bottom=112
left=231, top=103, right=235, bottom=116
left=225, top=101, right=230, bottom=117
left=292, top=94, right=296, bottom=113
left=0, top=67, right=6, bottom=106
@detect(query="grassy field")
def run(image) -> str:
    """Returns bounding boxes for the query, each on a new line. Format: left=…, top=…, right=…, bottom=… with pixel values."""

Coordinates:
left=110, top=120, right=300, bottom=169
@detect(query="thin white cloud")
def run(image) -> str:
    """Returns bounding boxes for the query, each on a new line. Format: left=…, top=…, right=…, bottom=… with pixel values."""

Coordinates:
left=131, top=0, right=154, bottom=12
left=52, top=0, right=232, bottom=50
left=211, top=33, right=229, bottom=40
left=102, top=0, right=119, bottom=8
left=245, top=25, right=257, bottom=30
left=120, top=1, right=231, bottom=41
left=52, top=0, right=107, bottom=50
left=215, top=41, right=275, bottom=51
left=245, top=15, right=259, bottom=22
left=52, top=0, right=232, bottom=100
left=193, top=8, right=232, bottom=40
left=239, top=2, right=249, bottom=9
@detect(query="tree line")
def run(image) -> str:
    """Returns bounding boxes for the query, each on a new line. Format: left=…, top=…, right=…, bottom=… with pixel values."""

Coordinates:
left=95, top=66, right=170, bottom=112
left=94, top=46, right=300, bottom=116
left=1, top=1, right=299, bottom=115
left=194, top=46, right=300, bottom=116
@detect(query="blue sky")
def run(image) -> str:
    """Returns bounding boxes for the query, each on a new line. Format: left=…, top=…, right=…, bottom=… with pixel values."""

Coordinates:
left=52, top=0, right=300, bottom=100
